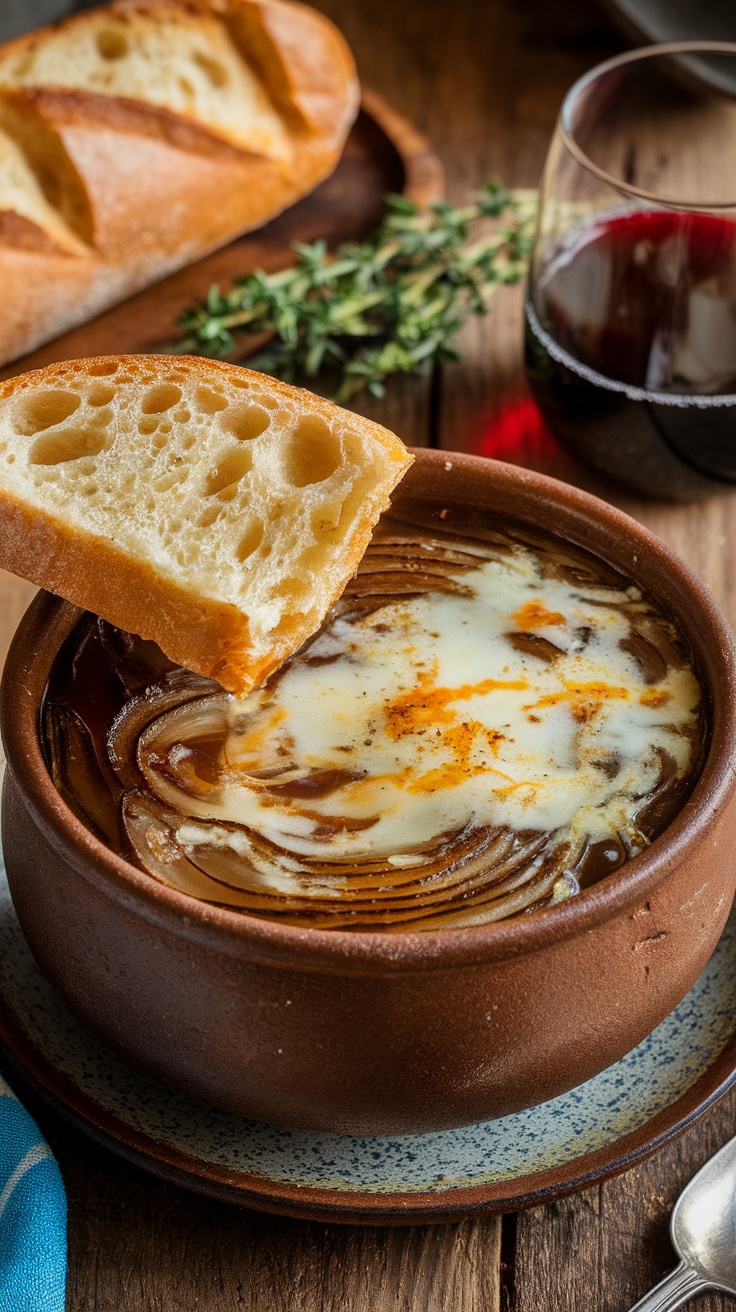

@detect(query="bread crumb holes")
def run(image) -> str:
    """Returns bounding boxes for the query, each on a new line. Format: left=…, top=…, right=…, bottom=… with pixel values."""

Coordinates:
left=196, top=505, right=221, bottom=529
left=237, top=520, right=265, bottom=561
left=141, top=384, right=182, bottom=415
left=219, top=402, right=269, bottom=443
left=205, top=446, right=252, bottom=498
left=284, top=417, right=341, bottom=486
left=87, top=361, right=118, bottom=377
left=88, top=382, right=116, bottom=407
left=13, top=390, right=80, bottom=436
left=29, top=425, right=110, bottom=466
left=96, top=28, right=129, bottom=60
left=194, top=387, right=227, bottom=415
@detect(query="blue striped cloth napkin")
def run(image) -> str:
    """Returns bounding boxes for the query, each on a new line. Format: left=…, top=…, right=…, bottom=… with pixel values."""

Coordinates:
left=0, top=1073, right=66, bottom=1311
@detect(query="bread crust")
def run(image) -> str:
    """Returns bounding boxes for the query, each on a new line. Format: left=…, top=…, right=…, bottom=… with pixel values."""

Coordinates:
left=220, top=0, right=359, bottom=138
left=0, top=488, right=256, bottom=684
left=0, top=354, right=413, bottom=694
left=0, top=0, right=359, bottom=366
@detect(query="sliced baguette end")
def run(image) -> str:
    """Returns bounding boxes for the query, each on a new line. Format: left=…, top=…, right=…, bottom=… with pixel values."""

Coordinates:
left=0, top=354, right=413, bottom=693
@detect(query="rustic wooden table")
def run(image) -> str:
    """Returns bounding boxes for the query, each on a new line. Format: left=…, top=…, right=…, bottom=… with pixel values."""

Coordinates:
left=2, top=0, right=736, bottom=1307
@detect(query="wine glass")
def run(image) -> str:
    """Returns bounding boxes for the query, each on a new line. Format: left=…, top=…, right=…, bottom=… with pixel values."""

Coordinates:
left=524, top=42, right=736, bottom=500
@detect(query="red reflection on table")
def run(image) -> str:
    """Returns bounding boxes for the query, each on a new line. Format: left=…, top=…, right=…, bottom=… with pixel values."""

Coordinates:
left=475, top=396, right=559, bottom=469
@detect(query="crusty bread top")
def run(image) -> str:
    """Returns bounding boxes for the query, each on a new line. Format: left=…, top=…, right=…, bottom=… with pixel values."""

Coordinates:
left=0, top=1, right=291, bottom=158
left=0, top=0, right=358, bottom=159
left=0, top=355, right=413, bottom=693
left=0, top=0, right=360, bottom=242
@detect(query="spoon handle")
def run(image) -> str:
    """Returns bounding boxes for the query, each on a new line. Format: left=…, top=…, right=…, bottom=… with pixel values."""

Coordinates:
left=627, top=1262, right=709, bottom=1312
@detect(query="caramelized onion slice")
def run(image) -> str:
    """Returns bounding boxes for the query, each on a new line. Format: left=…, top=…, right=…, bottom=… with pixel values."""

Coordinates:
left=44, top=704, right=121, bottom=846
left=108, top=671, right=223, bottom=789
left=348, top=569, right=473, bottom=598
left=391, top=860, right=567, bottom=932
left=122, top=792, right=257, bottom=909
left=172, top=823, right=565, bottom=924
left=135, top=694, right=230, bottom=807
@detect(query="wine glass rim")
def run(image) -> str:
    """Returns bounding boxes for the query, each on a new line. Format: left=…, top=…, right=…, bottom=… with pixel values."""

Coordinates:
left=560, top=41, right=736, bottom=211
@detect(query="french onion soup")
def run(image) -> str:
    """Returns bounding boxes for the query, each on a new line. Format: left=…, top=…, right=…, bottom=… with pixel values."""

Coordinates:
left=42, top=498, right=706, bottom=931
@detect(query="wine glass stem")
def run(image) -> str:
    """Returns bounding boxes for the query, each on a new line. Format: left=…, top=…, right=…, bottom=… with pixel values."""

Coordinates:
left=627, top=1261, right=709, bottom=1311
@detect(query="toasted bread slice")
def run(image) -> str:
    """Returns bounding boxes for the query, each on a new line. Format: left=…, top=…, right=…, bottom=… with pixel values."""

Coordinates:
left=0, top=355, right=412, bottom=692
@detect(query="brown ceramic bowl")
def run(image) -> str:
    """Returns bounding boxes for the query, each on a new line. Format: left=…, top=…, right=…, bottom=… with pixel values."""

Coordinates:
left=2, top=449, right=736, bottom=1136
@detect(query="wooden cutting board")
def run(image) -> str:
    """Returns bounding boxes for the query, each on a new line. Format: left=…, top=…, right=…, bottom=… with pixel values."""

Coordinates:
left=0, top=90, right=443, bottom=381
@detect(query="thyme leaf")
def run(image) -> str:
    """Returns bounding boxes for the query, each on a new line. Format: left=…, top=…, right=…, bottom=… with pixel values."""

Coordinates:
left=175, top=182, right=537, bottom=402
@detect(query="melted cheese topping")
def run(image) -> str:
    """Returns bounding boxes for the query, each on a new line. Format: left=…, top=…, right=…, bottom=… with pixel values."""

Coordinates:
left=175, top=549, right=700, bottom=865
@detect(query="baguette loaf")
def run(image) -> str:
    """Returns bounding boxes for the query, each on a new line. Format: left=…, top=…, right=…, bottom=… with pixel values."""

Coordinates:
left=0, top=354, right=412, bottom=692
left=0, top=0, right=359, bottom=365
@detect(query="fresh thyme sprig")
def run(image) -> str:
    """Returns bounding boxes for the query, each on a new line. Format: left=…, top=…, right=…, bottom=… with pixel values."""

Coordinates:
left=175, top=182, right=538, bottom=402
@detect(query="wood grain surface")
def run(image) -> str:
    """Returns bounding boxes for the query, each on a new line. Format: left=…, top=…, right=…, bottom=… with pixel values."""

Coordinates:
left=1, top=0, right=735, bottom=1308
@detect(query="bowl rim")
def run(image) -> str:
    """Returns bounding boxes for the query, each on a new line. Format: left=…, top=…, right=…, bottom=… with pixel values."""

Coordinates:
left=3, top=448, right=736, bottom=975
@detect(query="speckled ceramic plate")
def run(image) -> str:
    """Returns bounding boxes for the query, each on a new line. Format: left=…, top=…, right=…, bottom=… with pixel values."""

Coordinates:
left=1, top=853, right=736, bottom=1223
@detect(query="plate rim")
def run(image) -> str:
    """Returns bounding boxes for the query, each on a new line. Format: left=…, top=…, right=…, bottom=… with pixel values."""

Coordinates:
left=1, top=977, right=735, bottom=1224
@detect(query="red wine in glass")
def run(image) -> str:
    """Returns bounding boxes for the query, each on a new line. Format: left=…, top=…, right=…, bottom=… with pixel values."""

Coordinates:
left=526, top=209, right=736, bottom=491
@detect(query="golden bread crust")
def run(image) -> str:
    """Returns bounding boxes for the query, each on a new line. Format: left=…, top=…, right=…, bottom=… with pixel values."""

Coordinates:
left=221, top=0, right=359, bottom=138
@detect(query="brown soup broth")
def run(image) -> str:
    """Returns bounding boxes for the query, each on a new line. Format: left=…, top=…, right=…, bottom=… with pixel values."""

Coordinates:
left=42, top=500, right=707, bottom=931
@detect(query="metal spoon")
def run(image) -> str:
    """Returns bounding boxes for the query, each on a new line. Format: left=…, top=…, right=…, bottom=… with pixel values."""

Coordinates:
left=627, top=1133, right=736, bottom=1310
